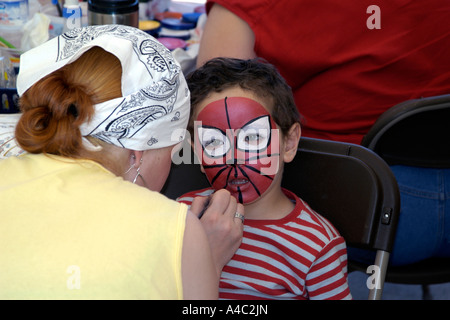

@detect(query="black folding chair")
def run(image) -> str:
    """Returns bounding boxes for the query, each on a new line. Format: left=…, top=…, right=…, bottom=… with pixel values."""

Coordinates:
left=361, top=94, right=450, bottom=298
left=282, top=137, right=400, bottom=300
left=163, top=137, right=401, bottom=300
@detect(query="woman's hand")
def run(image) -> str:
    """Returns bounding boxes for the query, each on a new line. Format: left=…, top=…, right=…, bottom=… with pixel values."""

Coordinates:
left=190, top=189, right=244, bottom=277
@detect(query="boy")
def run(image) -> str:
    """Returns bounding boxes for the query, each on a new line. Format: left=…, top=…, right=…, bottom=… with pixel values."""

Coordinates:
left=178, top=58, right=352, bottom=300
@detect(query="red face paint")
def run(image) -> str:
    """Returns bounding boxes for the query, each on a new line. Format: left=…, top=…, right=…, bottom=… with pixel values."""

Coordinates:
left=194, top=97, right=280, bottom=204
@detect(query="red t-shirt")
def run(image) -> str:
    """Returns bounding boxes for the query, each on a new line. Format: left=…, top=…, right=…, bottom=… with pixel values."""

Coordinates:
left=178, top=188, right=352, bottom=300
left=206, top=0, right=450, bottom=144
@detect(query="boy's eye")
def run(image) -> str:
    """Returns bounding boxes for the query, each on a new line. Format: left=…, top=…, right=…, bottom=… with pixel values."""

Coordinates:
left=204, top=138, right=224, bottom=148
left=244, top=133, right=261, bottom=144
left=198, top=127, right=230, bottom=158
left=237, top=116, right=271, bottom=151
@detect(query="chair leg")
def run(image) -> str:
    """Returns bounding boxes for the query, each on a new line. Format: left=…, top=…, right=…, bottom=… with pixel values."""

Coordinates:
left=368, top=250, right=389, bottom=300
left=422, top=284, right=432, bottom=300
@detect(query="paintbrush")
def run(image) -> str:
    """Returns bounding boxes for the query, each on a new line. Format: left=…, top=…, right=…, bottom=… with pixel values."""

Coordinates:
left=197, top=195, right=212, bottom=219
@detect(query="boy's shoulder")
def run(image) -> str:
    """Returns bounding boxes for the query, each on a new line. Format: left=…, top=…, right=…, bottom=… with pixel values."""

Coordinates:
left=176, top=188, right=215, bottom=205
left=284, top=189, right=343, bottom=242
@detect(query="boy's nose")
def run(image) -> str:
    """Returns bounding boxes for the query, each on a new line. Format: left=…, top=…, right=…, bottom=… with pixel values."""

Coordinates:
left=225, top=147, right=246, bottom=165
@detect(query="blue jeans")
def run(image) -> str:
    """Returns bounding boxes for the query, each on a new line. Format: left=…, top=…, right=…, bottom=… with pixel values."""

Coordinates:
left=348, top=165, right=450, bottom=266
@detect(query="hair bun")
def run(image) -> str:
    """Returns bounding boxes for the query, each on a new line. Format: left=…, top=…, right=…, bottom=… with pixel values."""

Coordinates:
left=15, top=68, right=95, bottom=156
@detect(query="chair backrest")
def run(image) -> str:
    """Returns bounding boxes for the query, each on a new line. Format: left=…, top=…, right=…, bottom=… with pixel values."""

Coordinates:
left=162, top=137, right=401, bottom=299
left=361, top=94, right=450, bottom=168
left=283, top=137, right=400, bottom=254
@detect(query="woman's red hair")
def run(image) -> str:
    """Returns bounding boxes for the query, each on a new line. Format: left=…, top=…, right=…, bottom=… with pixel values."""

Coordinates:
left=15, top=47, right=122, bottom=159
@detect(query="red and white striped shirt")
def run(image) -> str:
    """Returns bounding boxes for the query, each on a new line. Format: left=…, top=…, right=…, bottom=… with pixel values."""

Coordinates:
left=177, top=188, right=352, bottom=300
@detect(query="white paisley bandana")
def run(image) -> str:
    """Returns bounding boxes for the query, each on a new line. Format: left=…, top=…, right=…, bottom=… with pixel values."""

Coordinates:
left=16, top=25, right=190, bottom=151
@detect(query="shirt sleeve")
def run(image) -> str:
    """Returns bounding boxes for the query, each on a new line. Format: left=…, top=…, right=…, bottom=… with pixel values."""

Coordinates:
left=306, top=237, right=353, bottom=300
left=176, top=188, right=215, bottom=206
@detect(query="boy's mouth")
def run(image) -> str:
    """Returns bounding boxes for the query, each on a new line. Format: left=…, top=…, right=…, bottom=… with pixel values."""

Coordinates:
left=229, top=178, right=248, bottom=185
left=228, top=178, right=249, bottom=190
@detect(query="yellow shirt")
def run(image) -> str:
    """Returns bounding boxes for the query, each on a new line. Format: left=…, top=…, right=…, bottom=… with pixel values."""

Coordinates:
left=0, top=153, right=187, bottom=299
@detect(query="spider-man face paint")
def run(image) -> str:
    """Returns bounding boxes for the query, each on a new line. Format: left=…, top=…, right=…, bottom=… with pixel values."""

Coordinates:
left=194, top=97, right=280, bottom=204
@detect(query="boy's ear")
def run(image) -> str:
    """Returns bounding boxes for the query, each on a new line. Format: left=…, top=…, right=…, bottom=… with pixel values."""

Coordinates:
left=283, top=122, right=301, bottom=163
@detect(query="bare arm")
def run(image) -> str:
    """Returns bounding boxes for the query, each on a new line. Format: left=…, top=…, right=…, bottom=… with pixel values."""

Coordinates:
left=197, top=3, right=257, bottom=67
left=181, top=210, right=219, bottom=299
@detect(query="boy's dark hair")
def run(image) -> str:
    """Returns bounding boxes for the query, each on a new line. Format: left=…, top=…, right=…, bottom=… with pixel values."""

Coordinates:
left=186, top=57, right=301, bottom=137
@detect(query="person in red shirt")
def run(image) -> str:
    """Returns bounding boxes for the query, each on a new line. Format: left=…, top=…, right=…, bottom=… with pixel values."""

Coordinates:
left=196, top=0, right=450, bottom=267
left=198, top=1, right=450, bottom=145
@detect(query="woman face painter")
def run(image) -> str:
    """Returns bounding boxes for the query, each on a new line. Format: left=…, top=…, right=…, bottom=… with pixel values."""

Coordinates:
left=0, top=25, right=243, bottom=300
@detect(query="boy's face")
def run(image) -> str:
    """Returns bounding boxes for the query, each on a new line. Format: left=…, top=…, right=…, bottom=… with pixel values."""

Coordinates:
left=194, top=91, right=281, bottom=204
